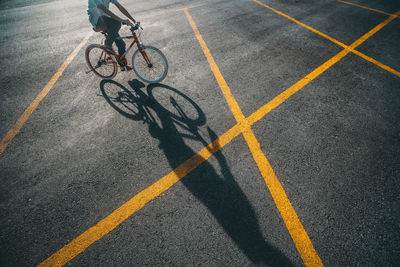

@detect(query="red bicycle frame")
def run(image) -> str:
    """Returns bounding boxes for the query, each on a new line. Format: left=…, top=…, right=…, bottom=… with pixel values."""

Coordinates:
left=118, top=30, right=151, bottom=66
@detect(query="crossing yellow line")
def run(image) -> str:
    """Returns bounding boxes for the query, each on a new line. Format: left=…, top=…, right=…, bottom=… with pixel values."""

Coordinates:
left=184, top=8, right=323, bottom=266
left=0, top=32, right=92, bottom=155
left=253, top=0, right=347, bottom=47
left=39, top=6, right=399, bottom=267
left=253, top=0, right=400, bottom=78
left=337, top=0, right=399, bottom=17
left=38, top=125, right=242, bottom=266
left=248, top=6, right=400, bottom=127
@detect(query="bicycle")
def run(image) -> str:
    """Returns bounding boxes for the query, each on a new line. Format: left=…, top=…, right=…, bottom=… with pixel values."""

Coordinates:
left=85, top=23, right=168, bottom=83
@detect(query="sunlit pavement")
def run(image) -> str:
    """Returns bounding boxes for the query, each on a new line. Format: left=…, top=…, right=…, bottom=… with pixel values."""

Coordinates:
left=1, top=0, right=399, bottom=266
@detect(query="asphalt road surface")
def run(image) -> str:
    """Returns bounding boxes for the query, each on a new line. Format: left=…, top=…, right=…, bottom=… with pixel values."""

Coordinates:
left=1, top=0, right=399, bottom=266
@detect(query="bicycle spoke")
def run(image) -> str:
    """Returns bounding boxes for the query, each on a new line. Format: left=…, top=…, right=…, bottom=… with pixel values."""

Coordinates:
left=86, top=44, right=117, bottom=79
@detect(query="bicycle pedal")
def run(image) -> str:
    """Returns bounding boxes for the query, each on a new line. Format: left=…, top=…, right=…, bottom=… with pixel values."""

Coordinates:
left=120, top=66, right=133, bottom=71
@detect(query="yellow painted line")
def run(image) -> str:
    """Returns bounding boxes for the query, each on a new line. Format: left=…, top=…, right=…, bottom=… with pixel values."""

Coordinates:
left=184, top=8, right=323, bottom=267
left=38, top=7, right=400, bottom=267
left=253, top=0, right=400, bottom=78
left=248, top=9, right=400, bottom=126
left=348, top=11, right=400, bottom=49
left=38, top=125, right=242, bottom=266
left=185, top=6, right=398, bottom=266
left=0, top=32, right=92, bottom=155
left=337, top=0, right=398, bottom=17
left=253, top=0, right=347, bottom=48
left=174, top=3, right=204, bottom=12
left=352, top=50, right=400, bottom=77
left=247, top=48, right=348, bottom=127
left=184, top=9, right=246, bottom=123
left=241, top=128, right=323, bottom=266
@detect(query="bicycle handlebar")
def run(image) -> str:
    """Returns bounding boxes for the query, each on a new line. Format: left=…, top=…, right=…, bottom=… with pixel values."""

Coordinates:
left=129, top=22, right=142, bottom=31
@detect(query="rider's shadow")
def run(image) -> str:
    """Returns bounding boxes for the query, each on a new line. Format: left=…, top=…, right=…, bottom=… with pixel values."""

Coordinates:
left=100, top=79, right=295, bottom=266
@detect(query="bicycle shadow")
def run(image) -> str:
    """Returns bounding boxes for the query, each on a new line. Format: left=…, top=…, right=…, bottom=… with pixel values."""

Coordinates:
left=99, top=79, right=295, bottom=266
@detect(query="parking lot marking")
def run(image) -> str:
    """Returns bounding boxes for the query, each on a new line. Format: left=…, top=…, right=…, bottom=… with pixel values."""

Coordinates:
left=248, top=7, right=400, bottom=127
left=253, top=0, right=400, bottom=78
left=351, top=50, right=400, bottom=77
left=253, top=0, right=347, bottom=47
left=349, top=12, right=400, bottom=47
left=184, top=8, right=323, bottom=267
left=183, top=10, right=246, bottom=122
left=337, top=0, right=399, bottom=18
left=174, top=3, right=204, bottom=12
left=0, top=32, right=92, bottom=156
left=247, top=49, right=348, bottom=126
left=39, top=6, right=399, bottom=267
left=241, top=128, right=323, bottom=266
left=38, top=125, right=242, bottom=266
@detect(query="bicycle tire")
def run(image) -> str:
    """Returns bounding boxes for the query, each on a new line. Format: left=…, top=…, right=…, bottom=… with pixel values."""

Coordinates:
left=132, top=46, right=168, bottom=83
left=85, top=44, right=117, bottom=79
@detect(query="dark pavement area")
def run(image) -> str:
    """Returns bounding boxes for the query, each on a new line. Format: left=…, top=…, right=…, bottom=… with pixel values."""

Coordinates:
left=1, top=0, right=399, bottom=266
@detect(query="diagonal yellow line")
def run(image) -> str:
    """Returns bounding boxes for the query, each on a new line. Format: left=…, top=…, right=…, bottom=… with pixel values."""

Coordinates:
left=347, top=12, right=400, bottom=49
left=0, top=32, right=92, bottom=156
left=253, top=0, right=400, bottom=78
left=253, top=0, right=347, bottom=47
left=248, top=7, right=400, bottom=127
left=182, top=12, right=246, bottom=123
left=184, top=8, right=324, bottom=266
left=38, top=125, right=242, bottom=266
left=38, top=6, right=399, bottom=267
left=337, top=0, right=399, bottom=17
left=186, top=6, right=399, bottom=266
left=351, top=50, right=400, bottom=76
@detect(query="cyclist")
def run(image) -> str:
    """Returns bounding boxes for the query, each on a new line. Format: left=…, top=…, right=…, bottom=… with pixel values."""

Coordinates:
left=87, top=0, right=136, bottom=68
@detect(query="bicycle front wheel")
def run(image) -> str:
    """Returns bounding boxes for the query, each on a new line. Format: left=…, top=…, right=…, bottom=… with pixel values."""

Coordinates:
left=132, top=46, right=168, bottom=83
left=85, top=44, right=117, bottom=79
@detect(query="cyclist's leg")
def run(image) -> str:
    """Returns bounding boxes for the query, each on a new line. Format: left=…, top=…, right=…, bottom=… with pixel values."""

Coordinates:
left=96, top=16, right=110, bottom=45
left=101, top=16, right=126, bottom=55
left=114, top=38, right=126, bottom=56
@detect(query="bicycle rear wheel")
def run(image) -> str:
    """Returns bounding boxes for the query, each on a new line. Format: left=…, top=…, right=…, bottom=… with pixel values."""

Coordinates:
left=85, top=44, right=117, bottom=79
left=132, top=46, right=168, bottom=83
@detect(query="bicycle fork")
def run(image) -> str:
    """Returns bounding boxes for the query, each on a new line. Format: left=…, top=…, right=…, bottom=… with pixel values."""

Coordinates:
left=130, top=34, right=152, bottom=68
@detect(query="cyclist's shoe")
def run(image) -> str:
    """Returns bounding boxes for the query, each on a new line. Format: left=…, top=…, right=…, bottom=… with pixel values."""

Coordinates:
left=115, top=55, right=131, bottom=71
left=121, top=66, right=133, bottom=71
